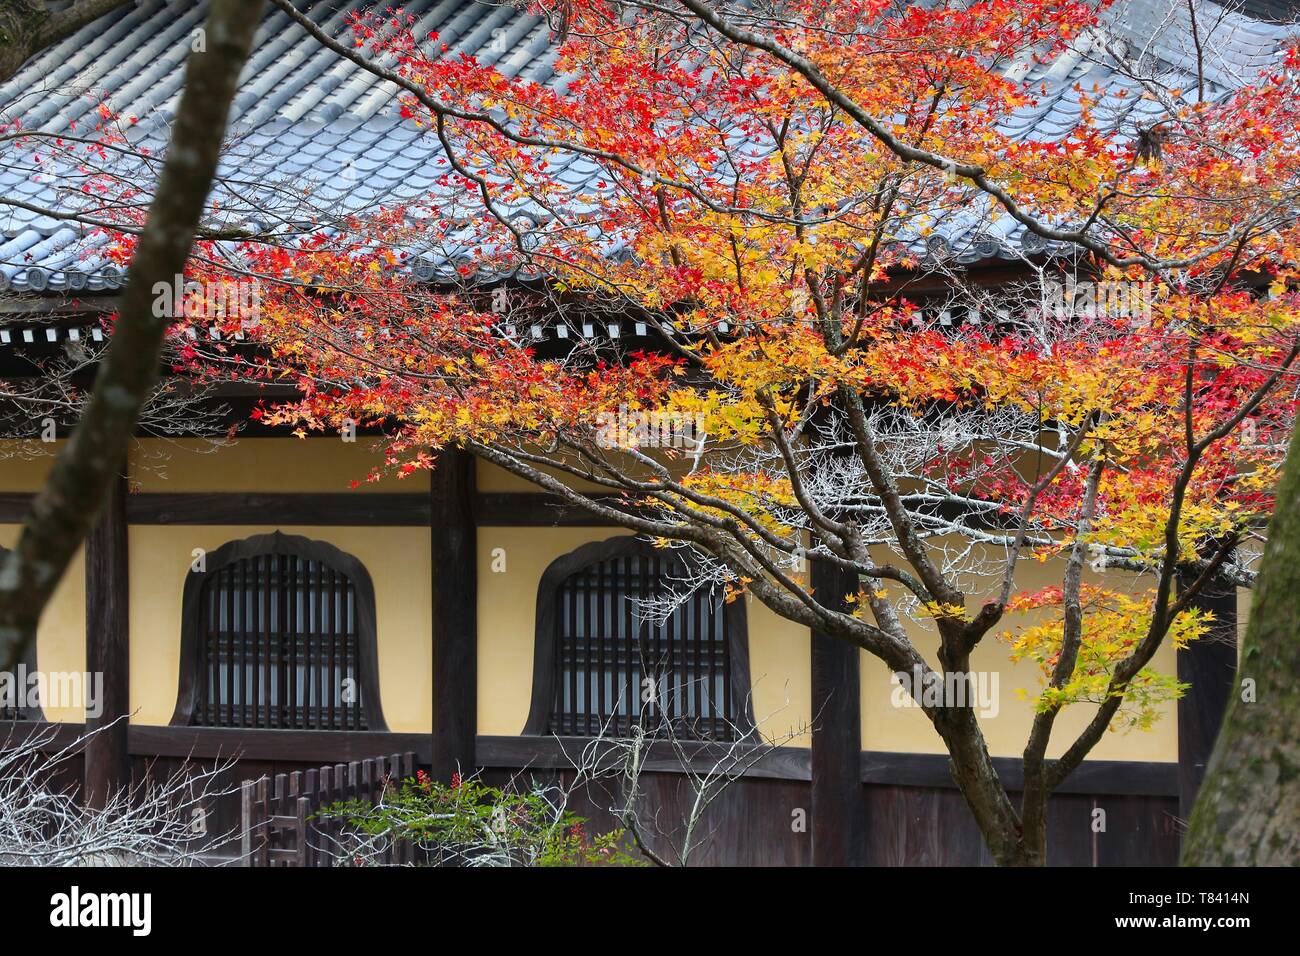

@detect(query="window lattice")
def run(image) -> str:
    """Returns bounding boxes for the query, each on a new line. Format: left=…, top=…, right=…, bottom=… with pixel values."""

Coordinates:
left=195, top=553, right=365, bottom=729
left=549, top=552, right=737, bottom=741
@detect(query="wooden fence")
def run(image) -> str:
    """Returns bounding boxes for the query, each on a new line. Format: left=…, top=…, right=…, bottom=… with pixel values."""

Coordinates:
left=240, top=752, right=417, bottom=866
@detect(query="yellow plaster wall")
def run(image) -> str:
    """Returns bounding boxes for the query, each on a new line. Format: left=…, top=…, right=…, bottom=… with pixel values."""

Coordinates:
left=128, top=437, right=429, bottom=492
left=860, top=553, right=1180, bottom=761
left=0, top=442, right=60, bottom=491
left=474, top=450, right=744, bottom=494
left=0, top=525, right=86, bottom=722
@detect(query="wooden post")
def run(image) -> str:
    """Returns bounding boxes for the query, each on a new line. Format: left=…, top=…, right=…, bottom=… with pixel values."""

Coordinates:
left=430, top=448, right=477, bottom=782
left=84, top=472, right=130, bottom=810
left=1177, top=574, right=1238, bottom=822
left=809, top=555, right=866, bottom=866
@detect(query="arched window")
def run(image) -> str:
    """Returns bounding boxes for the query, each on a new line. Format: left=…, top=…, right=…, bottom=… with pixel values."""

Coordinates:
left=524, top=537, right=754, bottom=741
left=171, top=532, right=386, bottom=731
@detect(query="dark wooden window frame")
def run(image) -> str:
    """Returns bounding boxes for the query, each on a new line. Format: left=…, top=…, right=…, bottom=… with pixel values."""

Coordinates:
left=522, top=535, right=755, bottom=738
left=170, top=531, right=387, bottom=730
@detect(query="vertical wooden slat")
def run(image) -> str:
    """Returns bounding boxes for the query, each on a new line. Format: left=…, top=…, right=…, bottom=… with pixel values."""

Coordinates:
left=85, top=472, right=129, bottom=810
left=564, top=566, right=574, bottom=735
left=270, top=772, right=285, bottom=867
left=340, top=577, right=350, bottom=730
left=579, top=561, right=590, bottom=733
left=201, top=573, right=212, bottom=724
left=287, top=556, right=296, bottom=727
left=274, top=553, right=283, bottom=729
left=312, top=563, right=320, bottom=729
left=208, top=576, right=219, bottom=725
left=297, top=557, right=305, bottom=726
left=345, top=577, right=356, bottom=730
left=586, top=561, right=597, bottom=733
left=559, top=569, right=571, bottom=733
left=326, top=565, right=336, bottom=730
left=240, top=779, right=254, bottom=866
left=1177, top=572, right=1238, bottom=825
left=235, top=558, right=245, bottom=727
left=264, top=556, right=274, bottom=730
left=237, top=563, right=245, bottom=726
left=619, top=557, right=631, bottom=736
left=223, top=565, right=233, bottom=726
left=721, top=582, right=733, bottom=738
left=430, top=449, right=478, bottom=781
left=583, top=561, right=594, bottom=736
left=250, top=557, right=260, bottom=728
left=666, top=565, right=678, bottom=729
left=255, top=776, right=270, bottom=867
left=304, top=766, right=319, bottom=865
left=809, top=554, right=866, bottom=866
left=301, top=559, right=311, bottom=727
left=712, top=572, right=722, bottom=738
left=692, top=559, right=704, bottom=730
left=586, top=563, right=597, bottom=737
left=319, top=766, right=334, bottom=867
left=641, top=554, right=653, bottom=730
left=247, top=558, right=256, bottom=728
left=294, top=796, right=311, bottom=867
left=650, top=554, right=660, bottom=723
left=582, top=556, right=595, bottom=728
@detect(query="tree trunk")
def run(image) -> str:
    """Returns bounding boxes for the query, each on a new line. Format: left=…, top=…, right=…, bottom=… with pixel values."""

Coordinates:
left=0, top=0, right=133, bottom=84
left=935, top=706, right=1035, bottom=865
left=0, top=0, right=267, bottom=671
left=1181, top=431, right=1300, bottom=866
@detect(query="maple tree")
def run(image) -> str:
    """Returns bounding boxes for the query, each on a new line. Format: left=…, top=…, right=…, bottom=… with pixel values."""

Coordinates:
left=14, top=0, right=1300, bottom=864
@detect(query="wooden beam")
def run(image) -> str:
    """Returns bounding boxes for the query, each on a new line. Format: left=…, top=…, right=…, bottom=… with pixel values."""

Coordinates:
left=0, top=720, right=89, bottom=753
left=809, top=556, right=867, bottom=866
left=860, top=751, right=1179, bottom=797
left=0, top=720, right=1180, bottom=794
left=124, top=491, right=429, bottom=525
left=111, top=487, right=1007, bottom=531
left=115, top=490, right=629, bottom=527
left=0, top=492, right=34, bottom=523
left=84, top=473, right=129, bottom=810
left=477, top=735, right=814, bottom=780
left=1177, top=574, right=1239, bottom=821
left=126, top=725, right=432, bottom=764
left=430, top=449, right=477, bottom=782
left=475, top=492, right=644, bottom=526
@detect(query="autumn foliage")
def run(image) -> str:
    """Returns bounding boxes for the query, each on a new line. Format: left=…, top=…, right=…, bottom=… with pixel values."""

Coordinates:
left=65, top=0, right=1300, bottom=863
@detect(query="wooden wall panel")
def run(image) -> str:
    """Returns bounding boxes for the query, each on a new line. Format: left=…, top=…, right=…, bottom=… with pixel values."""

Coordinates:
left=84, top=474, right=129, bottom=809
left=809, top=556, right=866, bottom=865
left=4, top=726, right=1183, bottom=867
left=430, top=449, right=477, bottom=782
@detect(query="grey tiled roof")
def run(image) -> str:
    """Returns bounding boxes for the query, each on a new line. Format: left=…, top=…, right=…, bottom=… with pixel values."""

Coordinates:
left=0, top=0, right=1294, bottom=294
